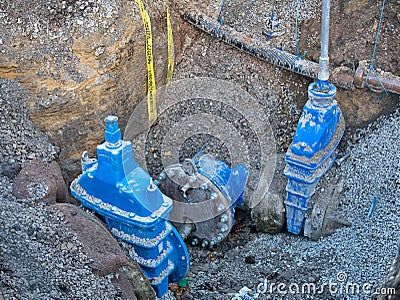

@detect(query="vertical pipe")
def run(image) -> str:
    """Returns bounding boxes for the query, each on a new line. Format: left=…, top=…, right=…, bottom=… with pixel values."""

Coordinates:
left=318, top=0, right=331, bottom=87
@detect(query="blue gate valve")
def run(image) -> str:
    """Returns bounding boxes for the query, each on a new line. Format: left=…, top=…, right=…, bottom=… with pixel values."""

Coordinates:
left=284, top=84, right=345, bottom=234
left=70, top=116, right=189, bottom=298
left=157, top=152, right=249, bottom=248
left=283, top=0, right=345, bottom=235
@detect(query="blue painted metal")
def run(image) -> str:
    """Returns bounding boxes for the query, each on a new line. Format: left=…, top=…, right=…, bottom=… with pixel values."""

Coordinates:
left=192, top=151, right=248, bottom=209
left=368, top=196, right=378, bottom=218
left=284, top=0, right=345, bottom=235
left=157, top=152, right=248, bottom=247
left=270, top=13, right=279, bottom=30
left=70, top=116, right=189, bottom=298
left=284, top=82, right=345, bottom=234
left=193, top=152, right=248, bottom=244
left=290, top=83, right=339, bottom=159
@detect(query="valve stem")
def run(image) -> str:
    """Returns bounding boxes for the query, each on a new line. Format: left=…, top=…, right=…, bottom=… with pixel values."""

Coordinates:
left=317, top=0, right=331, bottom=91
left=147, top=178, right=157, bottom=192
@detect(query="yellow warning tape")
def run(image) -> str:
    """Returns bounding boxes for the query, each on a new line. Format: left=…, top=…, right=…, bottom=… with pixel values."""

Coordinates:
left=166, top=3, right=174, bottom=84
left=135, top=0, right=157, bottom=125
left=134, top=0, right=174, bottom=124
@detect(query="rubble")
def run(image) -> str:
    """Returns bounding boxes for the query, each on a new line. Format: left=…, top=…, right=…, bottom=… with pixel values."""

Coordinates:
left=0, top=78, right=156, bottom=300
left=0, top=0, right=173, bottom=180
left=0, top=176, right=121, bottom=299
left=12, top=159, right=70, bottom=205
left=250, top=154, right=286, bottom=234
left=50, top=203, right=155, bottom=300
left=377, top=241, right=400, bottom=300
left=0, top=0, right=399, bottom=299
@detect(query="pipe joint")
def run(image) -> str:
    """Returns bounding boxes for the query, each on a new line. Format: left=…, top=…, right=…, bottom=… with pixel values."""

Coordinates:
left=318, top=57, right=330, bottom=83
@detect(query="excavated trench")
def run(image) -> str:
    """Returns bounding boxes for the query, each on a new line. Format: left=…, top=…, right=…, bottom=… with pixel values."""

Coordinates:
left=0, top=0, right=400, bottom=299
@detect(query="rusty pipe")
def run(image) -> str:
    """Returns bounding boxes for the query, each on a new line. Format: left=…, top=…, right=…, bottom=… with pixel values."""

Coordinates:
left=354, top=61, right=400, bottom=94
left=183, top=11, right=320, bottom=79
left=183, top=11, right=400, bottom=95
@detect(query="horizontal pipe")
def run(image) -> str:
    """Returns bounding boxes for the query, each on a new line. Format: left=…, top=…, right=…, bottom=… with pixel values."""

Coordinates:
left=354, top=61, right=400, bottom=95
left=183, top=11, right=400, bottom=95
left=183, top=11, right=320, bottom=79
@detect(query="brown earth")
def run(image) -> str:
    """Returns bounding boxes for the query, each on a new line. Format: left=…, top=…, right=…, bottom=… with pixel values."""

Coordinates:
left=0, top=0, right=178, bottom=179
left=0, top=0, right=399, bottom=179
left=0, top=1, right=399, bottom=299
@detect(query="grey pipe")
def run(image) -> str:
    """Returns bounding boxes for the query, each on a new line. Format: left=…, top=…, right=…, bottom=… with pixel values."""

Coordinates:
left=318, top=0, right=330, bottom=83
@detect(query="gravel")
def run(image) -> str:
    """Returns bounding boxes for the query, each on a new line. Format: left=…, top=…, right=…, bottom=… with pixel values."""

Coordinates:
left=0, top=0, right=137, bottom=97
left=0, top=176, right=121, bottom=299
left=174, top=26, right=308, bottom=153
left=0, top=0, right=122, bottom=40
left=184, top=109, right=400, bottom=300
left=0, top=79, right=122, bottom=299
left=0, top=79, right=57, bottom=168
left=171, top=2, right=399, bottom=297
left=0, top=0, right=399, bottom=299
left=221, top=0, right=320, bottom=52
left=203, top=0, right=400, bottom=75
left=147, top=1, right=399, bottom=298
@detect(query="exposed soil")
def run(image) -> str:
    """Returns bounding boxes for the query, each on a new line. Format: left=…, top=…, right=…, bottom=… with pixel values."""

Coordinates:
left=1, top=0, right=400, bottom=300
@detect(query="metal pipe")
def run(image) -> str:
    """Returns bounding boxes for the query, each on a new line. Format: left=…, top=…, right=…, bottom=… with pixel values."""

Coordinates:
left=183, top=11, right=320, bottom=79
left=364, top=75, right=400, bottom=94
left=354, top=61, right=400, bottom=94
left=183, top=11, right=400, bottom=95
left=178, top=223, right=195, bottom=240
left=318, top=0, right=331, bottom=84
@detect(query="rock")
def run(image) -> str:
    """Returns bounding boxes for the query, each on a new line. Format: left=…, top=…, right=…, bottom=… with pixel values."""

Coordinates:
left=49, top=203, right=156, bottom=300
left=121, top=265, right=157, bottom=300
left=245, top=255, right=256, bottom=264
left=308, top=276, right=316, bottom=283
left=0, top=161, right=21, bottom=180
left=12, top=159, right=65, bottom=204
left=49, top=203, right=130, bottom=275
left=251, top=192, right=286, bottom=234
left=46, top=161, right=70, bottom=203
left=110, top=271, right=138, bottom=300
left=334, top=55, right=344, bottom=66
left=251, top=154, right=286, bottom=234
left=304, top=179, right=351, bottom=241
